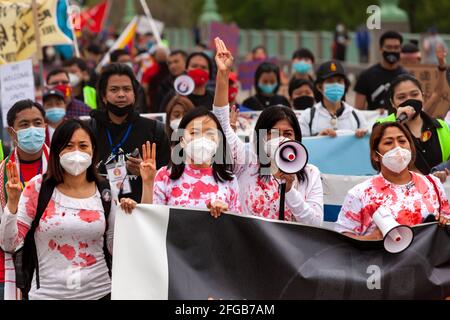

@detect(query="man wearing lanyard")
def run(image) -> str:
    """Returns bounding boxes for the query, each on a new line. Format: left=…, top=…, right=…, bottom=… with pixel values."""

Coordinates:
left=90, top=63, right=170, bottom=202
left=0, top=100, right=49, bottom=300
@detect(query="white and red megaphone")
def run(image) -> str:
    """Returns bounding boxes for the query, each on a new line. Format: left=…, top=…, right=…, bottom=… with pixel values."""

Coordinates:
left=174, top=75, right=195, bottom=96
left=372, top=206, right=414, bottom=254
left=264, top=137, right=308, bottom=174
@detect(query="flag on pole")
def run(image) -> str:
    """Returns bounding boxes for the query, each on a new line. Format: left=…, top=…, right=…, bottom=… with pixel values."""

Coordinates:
left=55, top=0, right=75, bottom=59
left=0, top=0, right=73, bottom=63
left=96, top=16, right=138, bottom=71
left=74, top=1, right=109, bottom=34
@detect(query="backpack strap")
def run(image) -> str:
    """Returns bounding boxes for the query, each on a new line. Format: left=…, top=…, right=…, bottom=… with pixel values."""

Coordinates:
left=309, top=107, right=316, bottom=136
left=352, top=110, right=361, bottom=129
left=17, top=175, right=55, bottom=294
left=96, top=178, right=111, bottom=218
left=96, top=178, right=112, bottom=277
left=425, top=175, right=442, bottom=221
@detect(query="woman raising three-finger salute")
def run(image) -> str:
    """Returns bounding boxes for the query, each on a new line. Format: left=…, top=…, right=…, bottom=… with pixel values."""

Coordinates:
left=120, top=141, right=157, bottom=213
left=213, top=38, right=323, bottom=224
left=120, top=108, right=242, bottom=219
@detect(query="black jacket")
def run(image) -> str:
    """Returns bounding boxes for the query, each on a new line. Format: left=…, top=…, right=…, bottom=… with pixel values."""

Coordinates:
left=158, top=89, right=215, bottom=113
left=242, top=94, right=290, bottom=111
left=89, top=110, right=170, bottom=202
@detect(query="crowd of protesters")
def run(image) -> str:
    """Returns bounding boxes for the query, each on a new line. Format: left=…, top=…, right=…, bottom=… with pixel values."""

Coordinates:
left=0, top=26, right=449, bottom=300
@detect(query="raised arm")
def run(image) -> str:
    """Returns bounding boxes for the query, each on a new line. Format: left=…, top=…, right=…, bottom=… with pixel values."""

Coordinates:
left=140, top=141, right=157, bottom=204
left=424, top=45, right=448, bottom=118
left=213, top=38, right=256, bottom=172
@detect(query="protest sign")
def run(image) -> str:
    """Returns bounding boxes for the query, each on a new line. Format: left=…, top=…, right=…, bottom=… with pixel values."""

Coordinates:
left=112, top=205, right=450, bottom=300
left=0, top=59, right=35, bottom=127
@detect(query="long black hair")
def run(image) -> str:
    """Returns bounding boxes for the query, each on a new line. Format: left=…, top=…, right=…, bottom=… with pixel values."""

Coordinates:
left=169, top=107, right=234, bottom=182
left=254, top=62, right=281, bottom=95
left=46, top=119, right=100, bottom=185
left=254, top=105, right=308, bottom=183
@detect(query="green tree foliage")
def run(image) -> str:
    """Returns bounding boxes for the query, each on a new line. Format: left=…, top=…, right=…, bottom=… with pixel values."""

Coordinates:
left=85, top=0, right=450, bottom=33
left=214, top=0, right=450, bottom=33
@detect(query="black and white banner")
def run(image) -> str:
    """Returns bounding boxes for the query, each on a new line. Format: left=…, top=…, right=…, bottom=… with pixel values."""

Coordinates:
left=112, top=205, right=450, bottom=300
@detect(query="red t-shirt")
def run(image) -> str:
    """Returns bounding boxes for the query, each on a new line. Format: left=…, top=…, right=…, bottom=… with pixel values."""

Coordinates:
left=19, top=160, right=42, bottom=184
left=0, top=159, right=41, bottom=283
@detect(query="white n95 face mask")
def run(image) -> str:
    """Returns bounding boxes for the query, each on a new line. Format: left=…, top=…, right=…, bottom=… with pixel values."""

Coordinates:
left=184, top=137, right=218, bottom=165
left=378, top=146, right=411, bottom=173
left=170, top=118, right=182, bottom=131
left=60, top=151, right=92, bottom=176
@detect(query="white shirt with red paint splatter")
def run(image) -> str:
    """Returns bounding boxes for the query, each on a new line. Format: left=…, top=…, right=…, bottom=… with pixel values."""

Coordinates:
left=153, top=164, right=242, bottom=213
left=0, top=175, right=113, bottom=300
left=213, top=105, right=323, bottom=225
left=336, top=172, right=450, bottom=235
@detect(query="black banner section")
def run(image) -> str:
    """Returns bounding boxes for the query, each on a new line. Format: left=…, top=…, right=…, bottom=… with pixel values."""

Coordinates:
left=167, top=209, right=450, bottom=299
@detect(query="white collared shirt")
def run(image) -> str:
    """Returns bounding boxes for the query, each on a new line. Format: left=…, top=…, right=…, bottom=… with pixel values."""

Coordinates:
left=300, top=101, right=368, bottom=137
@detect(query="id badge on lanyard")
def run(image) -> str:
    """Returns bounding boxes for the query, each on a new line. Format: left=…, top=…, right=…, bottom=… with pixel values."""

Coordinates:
left=106, top=154, right=132, bottom=198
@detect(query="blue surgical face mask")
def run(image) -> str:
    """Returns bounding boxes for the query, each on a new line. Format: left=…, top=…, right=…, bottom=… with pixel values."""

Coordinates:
left=258, top=83, right=277, bottom=95
left=15, top=127, right=46, bottom=154
left=293, top=61, right=312, bottom=74
left=323, top=83, right=345, bottom=103
left=46, top=107, right=66, bottom=123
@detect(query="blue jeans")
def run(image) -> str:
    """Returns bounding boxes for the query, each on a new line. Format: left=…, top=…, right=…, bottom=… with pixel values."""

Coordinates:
left=0, top=283, right=4, bottom=300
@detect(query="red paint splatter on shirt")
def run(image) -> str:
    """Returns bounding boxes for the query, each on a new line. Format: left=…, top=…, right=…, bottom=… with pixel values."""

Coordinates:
left=190, top=181, right=218, bottom=199
left=58, top=244, right=76, bottom=260
left=171, top=187, right=183, bottom=198
left=24, top=180, right=39, bottom=219
left=48, top=240, right=57, bottom=250
left=154, top=167, right=169, bottom=184
left=397, top=208, right=423, bottom=226
left=185, top=165, right=213, bottom=179
left=41, top=200, right=56, bottom=222
left=79, top=242, right=89, bottom=249
left=182, top=183, right=190, bottom=189
left=79, top=252, right=97, bottom=267
left=370, top=176, right=398, bottom=202
left=360, top=203, right=379, bottom=227
left=79, top=210, right=101, bottom=223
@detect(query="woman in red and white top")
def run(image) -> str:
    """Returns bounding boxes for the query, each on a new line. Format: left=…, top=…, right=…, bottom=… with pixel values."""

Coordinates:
left=336, top=122, right=450, bottom=239
left=0, top=119, right=114, bottom=300
left=211, top=38, right=323, bottom=225
left=120, top=107, right=241, bottom=218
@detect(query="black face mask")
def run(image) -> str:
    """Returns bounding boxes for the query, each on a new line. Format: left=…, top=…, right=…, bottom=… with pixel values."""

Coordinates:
left=292, top=96, right=315, bottom=110
left=383, top=51, right=400, bottom=65
left=398, top=99, right=423, bottom=119
left=106, top=102, right=134, bottom=117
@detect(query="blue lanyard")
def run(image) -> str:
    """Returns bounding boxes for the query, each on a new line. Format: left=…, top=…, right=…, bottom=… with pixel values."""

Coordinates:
left=106, top=124, right=133, bottom=155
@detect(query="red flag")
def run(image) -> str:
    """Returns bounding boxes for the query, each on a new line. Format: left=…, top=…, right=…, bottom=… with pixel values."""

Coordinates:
left=75, top=1, right=108, bottom=33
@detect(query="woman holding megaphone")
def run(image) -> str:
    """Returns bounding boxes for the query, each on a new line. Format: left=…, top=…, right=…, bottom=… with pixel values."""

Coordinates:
left=336, top=122, right=449, bottom=242
left=212, top=38, right=323, bottom=225
left=377, top=74, right=450, bottom=175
